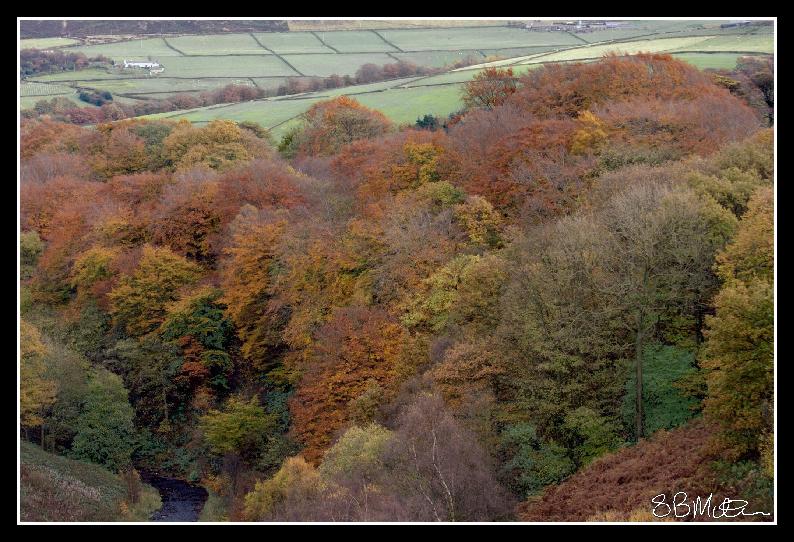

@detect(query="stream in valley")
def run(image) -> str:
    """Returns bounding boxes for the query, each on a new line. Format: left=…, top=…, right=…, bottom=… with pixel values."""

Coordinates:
left=139, top=470, right=208, bottom=522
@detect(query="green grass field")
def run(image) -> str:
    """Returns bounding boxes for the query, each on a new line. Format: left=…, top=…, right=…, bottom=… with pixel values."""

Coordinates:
left=29, top=68, right=144, bottom=82
left=401, top=64, right=536, bottom=87
left=21, top=37, right=80, bottom=49
left=20, top=93, right=94, bottom=110
left=20, top=90, right=145, bottom=109
left=76, top=76, right=258, bottom=96
left=464, top=31, right=773, bottom=71
left=165, top=34, right=269, bottom=55
left=313, top=30, right=399, bottom=53
left=132, top=27, right=772, bottom=141
left=318, top=76, right=426, bottom=96
left=400, top=71, right=479, bottom=87
left=252, top=32, right=334, bottom=54
left=20, top=441, right=161, bottom=522
left=572, top=28, right=662, bottom=43
left=69, top=38, right=181, bottom=61
left=568, top=20, right=721, bottom=43
left=287, top=20, right=513, bottom=31
left=282, top=53, right=396, bottom=76
left=748, top=24, right=774, bottom=34
left=155, top=55, right=298, bottom=77
left=21, top=81, right=74, bottom=96
left=462, top=35, right=721, bottom=69
left=20, top=22, right=774, bottom=114
left=147, top=78, right=466, bottom=139
left=517, top=35, right=716, bottom=65
left=100, top=74, right=393, bottom=100
left=151, top=96, right=326, bottom=128
left=391, top=50, right=485, bottom=68
left=249, top=77, right=304, bottom=90
left=479, top=46, right=569, bottom=59
left=353, top=84, right=464, bottom=123
left=671, top=52, right=747, bottom=70
left=379, top=27, right=581, bottom=50
left=446, top=49, right=766, bottom=76
left=669, top=34, right=773, bottom=53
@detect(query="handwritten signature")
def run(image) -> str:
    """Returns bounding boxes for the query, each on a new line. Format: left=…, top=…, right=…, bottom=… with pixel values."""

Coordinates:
left=651, top=492, right=771, bottom=519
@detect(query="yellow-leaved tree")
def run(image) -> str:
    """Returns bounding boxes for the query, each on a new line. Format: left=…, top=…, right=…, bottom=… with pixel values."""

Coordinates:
left=702, top=186, right=774, bottom=459
left=20, top=320, right=57, bottom=429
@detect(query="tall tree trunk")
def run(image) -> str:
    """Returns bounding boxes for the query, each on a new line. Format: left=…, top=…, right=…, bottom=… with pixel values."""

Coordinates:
left=163, top=387, right=168, bottom=423
left=635, top=310, right=645, bottom=441
left=695, top=305, right=704, bottom=346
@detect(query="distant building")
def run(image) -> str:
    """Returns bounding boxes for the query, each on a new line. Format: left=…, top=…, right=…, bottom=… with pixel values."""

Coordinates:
left=123, top=59, right=160, bottom=69
left=525, top=20, right=629, bottom=32
left=721, top=21, right=752, bottom=28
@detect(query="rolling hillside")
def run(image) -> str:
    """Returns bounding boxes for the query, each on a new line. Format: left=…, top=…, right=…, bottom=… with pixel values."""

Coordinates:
left=20, top=442, right=161, bottom=522
left=517, top=419, right=774, bottom=522
left=21, top=21, right=771, bottom=112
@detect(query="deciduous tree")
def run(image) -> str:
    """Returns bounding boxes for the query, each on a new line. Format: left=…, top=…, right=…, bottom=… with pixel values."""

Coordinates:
left=108, top=245, right=200, bottom=336
left=20, top=320, right=57, bottom=430
left=462, top=67, right=517, bottom=110
left=71, top=369, right=137, bottom=472
left=702, top=187, right=773, bottom=459
left=283, top=96, right=392, bottom=158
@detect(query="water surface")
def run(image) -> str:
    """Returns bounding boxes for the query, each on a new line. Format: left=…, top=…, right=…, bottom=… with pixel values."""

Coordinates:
left=140, top=470, right=208, bottom=522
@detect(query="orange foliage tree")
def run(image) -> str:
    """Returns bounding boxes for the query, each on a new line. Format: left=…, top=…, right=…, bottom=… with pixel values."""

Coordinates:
left=510, top=53, right=723, bottom=118
left=283, top=96, right=393, bottom=159
left=462, top=67, right=518, bottom=110
left=220, top=206, right=289, bottom=371
left=150, top=178, right=222, bottom=266
left=289, top=306, right=410, bottom=464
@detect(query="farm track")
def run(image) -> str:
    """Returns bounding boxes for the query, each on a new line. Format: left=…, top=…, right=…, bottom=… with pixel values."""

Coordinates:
left=397, top=81, right=470, bottom=88
left=24, top=24, right=772, bottom=127
left=188, top=77, right=466, bottom=130
left=452, top=32, right=728, bottom=71
left=146, top=37, right=773, bottom=126
left=463, top=48, right=772, bottom=73
left=66, top=45, right=773, bottom=114
left=674, top=49, right=773, bottom=54
left=151, top=74, right=466, bottom=131
left=514, top=47, right=773, bottom=67
left=392, top=73, right=438, bottom=87
left=386, top=45, right=565, bottom=54
left=26, top=42, right=770, bottom=101
left=33, top=75, right=293, bottom=83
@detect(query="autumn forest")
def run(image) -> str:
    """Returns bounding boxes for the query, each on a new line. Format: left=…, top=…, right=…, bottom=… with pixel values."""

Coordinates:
left=19, top=46, right=775, bottom=523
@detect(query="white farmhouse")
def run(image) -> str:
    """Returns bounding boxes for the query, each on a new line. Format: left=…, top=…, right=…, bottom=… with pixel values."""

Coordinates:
left=123, top=59, right=161, bottom=69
